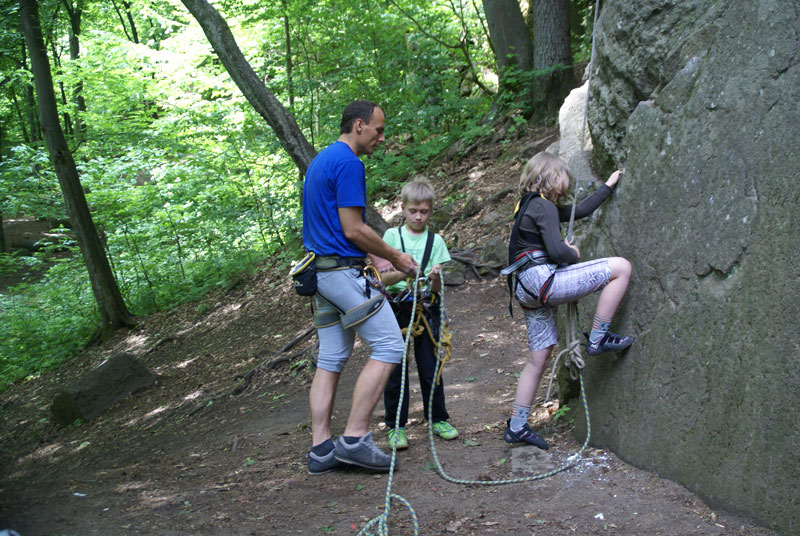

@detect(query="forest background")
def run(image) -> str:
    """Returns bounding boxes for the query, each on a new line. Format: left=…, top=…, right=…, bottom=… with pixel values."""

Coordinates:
left=0, top=0, right=594, bottom=390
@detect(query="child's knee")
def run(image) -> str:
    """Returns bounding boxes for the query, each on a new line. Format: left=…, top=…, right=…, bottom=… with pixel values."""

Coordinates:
left=610, top=257, right=632, bottom=278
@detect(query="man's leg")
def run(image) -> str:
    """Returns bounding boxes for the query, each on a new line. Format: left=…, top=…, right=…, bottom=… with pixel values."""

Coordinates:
left=310, top=368, right=340, bottom=446
left=344, top=359, right=396, bottom=437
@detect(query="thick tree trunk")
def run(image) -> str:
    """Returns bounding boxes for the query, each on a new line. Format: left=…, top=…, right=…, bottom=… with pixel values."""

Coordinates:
left=482, top=0, right=533, bottom=89
left=531, top=0, right=573, bottom=117
left=180, top=0, right=316, bottom=174
left=19, top=0, right=134, bottom=332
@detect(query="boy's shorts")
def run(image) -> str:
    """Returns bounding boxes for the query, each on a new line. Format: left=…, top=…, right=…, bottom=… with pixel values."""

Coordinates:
left=516, top=259, right=611, bottom=351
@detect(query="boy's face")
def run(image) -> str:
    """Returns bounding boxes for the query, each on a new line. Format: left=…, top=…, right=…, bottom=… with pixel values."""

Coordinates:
left=402, top=200, right=432, bottom=233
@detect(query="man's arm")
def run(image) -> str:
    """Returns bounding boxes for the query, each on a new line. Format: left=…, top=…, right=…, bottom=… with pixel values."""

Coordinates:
left=338, top=207, right=417, bottom=274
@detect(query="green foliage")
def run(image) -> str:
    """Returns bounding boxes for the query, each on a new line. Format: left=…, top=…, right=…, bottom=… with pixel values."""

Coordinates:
left=552, top=404, right=573, bottom=423
left=0, top=252, right=98, bottom=390
left=0, top=0, right=502, bottom=390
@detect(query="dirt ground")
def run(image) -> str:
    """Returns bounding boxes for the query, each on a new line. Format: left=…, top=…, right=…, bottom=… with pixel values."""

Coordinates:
left=0, top=129, right=779, bottom=536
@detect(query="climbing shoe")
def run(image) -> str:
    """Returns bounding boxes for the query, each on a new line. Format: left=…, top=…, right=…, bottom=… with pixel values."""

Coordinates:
left=503, top=420, right=549, bottom=450
left=334, top=432, right=393, bottom=472
left=585, top=331, right=634, bottom=356
left=308, top=448, right=348, bottom=475
left=387, top=428, right=409, bottom=450
left=432, top=421, right=459, bottom=440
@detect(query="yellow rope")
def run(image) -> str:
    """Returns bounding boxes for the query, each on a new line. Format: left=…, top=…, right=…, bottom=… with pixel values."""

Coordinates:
left=400, top=299, right=452, bottom=385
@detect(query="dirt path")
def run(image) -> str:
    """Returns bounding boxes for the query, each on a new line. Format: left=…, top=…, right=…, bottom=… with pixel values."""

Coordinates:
left=0, top=269, right=775, bottom=536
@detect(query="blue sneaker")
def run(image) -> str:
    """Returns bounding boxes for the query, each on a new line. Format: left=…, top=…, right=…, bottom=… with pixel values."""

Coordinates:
left=308, top=448, right=348, bottom=475
left=503, top=420, right=549, bottom=450
left=585, top=331, right=634, bottom=356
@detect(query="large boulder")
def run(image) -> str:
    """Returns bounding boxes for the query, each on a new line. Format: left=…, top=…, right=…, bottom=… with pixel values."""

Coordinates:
left=51, top=352, right=156, bottom=426
left=570, top=2, right=799, bottom=534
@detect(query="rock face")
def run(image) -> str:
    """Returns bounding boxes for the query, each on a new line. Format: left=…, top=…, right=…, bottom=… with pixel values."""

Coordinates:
left=570, top=2, right=800, bottom=534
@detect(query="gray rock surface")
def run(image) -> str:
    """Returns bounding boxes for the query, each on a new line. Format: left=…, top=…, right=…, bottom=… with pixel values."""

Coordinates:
left=51, top=352, right=156, bottom=426
left=565, top=2, right=799, bottom=534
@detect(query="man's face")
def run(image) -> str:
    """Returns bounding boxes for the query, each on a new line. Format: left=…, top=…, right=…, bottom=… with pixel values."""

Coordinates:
left=402, top=200, right=432, bottom=233
left=355, top=107, right=385, bottom=156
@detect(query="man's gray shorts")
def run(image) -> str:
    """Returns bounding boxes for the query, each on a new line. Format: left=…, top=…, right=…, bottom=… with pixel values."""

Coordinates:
left=314, top=268, right=404, bottom=373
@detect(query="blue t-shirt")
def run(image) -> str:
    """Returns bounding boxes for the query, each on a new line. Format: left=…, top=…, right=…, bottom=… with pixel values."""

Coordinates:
left=302, top=141, right=366, bottom=257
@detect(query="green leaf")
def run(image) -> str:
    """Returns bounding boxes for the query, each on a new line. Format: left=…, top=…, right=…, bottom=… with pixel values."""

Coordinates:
left=355, top=484, right=366, bottom=491
left=465, top=376, right=476, bottom=382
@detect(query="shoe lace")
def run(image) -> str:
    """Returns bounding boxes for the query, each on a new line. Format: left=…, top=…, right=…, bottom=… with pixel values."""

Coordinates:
left=605, top=332, right=626, bottom=344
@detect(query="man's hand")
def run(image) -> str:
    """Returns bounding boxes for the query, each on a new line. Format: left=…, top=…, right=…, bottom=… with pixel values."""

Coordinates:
left=393, top=251, right=418, bottom=276
left=338, top=207, right=418, bottom=276
left=368, top=254, right=394, bottom=272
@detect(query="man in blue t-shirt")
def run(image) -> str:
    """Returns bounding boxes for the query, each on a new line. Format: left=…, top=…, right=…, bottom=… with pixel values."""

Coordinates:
left=303, top=100, right=417, bottom=475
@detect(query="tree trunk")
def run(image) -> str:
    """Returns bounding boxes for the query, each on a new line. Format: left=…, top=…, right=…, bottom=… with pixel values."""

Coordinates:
left=0, top=128, right=5, bottom=253
left=180, top=0, right=388, bottom=232
left=0, top=214, right=6, bottom=253
left=282, top=0, right=294, bottom=111
left=482, top=0, right=533, bottom=90
left=180, top=0, right=316, bottom=174
left=531, top=0, right=573, bottom=117
left=19, top=0, right=134, bottom=333
left=61, top=0, right=87, bottom=135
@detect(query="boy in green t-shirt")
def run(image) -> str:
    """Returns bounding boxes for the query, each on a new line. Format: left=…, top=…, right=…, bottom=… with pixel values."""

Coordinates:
left=379, top=179, right=458, bottom=450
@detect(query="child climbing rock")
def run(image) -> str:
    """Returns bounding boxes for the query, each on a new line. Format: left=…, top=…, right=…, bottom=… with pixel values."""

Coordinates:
left=503, top=152, right=633, bottom=450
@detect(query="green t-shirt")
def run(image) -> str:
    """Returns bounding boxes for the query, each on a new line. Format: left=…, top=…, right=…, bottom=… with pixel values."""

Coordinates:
left=382, top=226, right=451, bottom=294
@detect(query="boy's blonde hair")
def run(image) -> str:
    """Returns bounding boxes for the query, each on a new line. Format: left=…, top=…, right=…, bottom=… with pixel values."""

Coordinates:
left=401, top=178, right=435, bottom=207
left=519, top=152, right=572, bottom=203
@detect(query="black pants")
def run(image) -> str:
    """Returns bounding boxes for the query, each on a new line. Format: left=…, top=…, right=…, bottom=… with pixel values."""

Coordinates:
left=383, top=303, right=449, bottom=428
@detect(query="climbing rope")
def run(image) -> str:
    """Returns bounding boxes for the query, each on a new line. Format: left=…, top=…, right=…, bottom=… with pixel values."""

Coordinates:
left=567, top=0, right=602, bottom=243
left=425, top=0, right=603, bottom=491
left=423, top=273, right=592, bottom=488
left=357, top=268, right=422, bottom=536
left=361, top=1, right=603, bottom=528
left=400, top=296, right=452, bottom=386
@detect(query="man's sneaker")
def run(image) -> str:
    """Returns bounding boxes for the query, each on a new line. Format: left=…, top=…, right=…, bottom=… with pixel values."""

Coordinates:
left=585, top=331, right=634, bottom=356
left=503, top=420, right=549, bottom=450
left=308, top=448, right=348, bottom=475
left=432, top=421, right=459, bottom=440
left=387, top=428, right=409, bottom=450
left=334, top=432, right=393, bottom=472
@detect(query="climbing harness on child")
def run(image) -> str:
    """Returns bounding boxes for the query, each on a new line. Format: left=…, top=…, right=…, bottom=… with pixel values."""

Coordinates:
left=426, top=0, right=603, bottom=490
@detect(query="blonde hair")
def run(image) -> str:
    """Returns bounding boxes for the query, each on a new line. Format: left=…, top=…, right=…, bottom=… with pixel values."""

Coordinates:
left=519, top=152, right=572, bottom=203
left=401, top=178, right=435, bottom=207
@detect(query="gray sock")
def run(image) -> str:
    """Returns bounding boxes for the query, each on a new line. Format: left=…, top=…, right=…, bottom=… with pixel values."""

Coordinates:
left=509, top=403, right=531, bottom=431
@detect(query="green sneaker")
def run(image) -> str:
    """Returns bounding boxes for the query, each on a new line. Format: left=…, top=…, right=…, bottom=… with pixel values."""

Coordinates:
left=387, top=428, right=409, bottom=450
left=432, top=421, right=459, bottom=440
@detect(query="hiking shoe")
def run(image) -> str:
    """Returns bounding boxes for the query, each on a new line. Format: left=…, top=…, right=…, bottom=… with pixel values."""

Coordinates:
left=503, top=420, right=549, bottom=450
left=387, top=428, right=409, bottom=450
left=308, top=448, right=348, bottom=475
left=585, top=331, right=634, bottom=356
left=432, top=421, right=459, bottom=440
left=334, top=432, right=393, bottom=472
